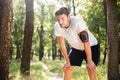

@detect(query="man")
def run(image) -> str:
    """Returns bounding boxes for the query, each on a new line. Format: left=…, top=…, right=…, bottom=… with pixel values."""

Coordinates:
left=54, top=7, right=100, bottom=80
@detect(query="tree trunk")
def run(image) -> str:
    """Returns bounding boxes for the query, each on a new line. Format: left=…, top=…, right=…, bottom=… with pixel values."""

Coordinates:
left=119, top=40, right=120, bottom=64
left=102, top=47, right=107, bottom=64
left=15, top=44, right=21, bottom=60
left=72, top=0, right=76, bottom=16
left=58, top=49, right=62, bottom=60
left=52, top=38, right=57, bottom=60
left=39, top=3, right=45, bottom=61
left=0, top=0, right=13, bottom=79
left=20, top=0, right=34, bottom=75
left=39, top=25, right=44, bottom=61
left=106, top=0, right=119, bottom=80
left=103, top=0, right=107, bottom=64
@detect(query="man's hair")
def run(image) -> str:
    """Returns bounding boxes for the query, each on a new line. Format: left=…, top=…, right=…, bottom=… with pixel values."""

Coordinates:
left=55, top=7, right=70, bottom=16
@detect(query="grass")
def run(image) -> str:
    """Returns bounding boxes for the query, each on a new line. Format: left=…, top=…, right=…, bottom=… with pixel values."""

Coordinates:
left=46, top=59, right=107, bottom=80
left=9, top=57, right=107, bottom=80
left=9, top=59, right=50, bottom=80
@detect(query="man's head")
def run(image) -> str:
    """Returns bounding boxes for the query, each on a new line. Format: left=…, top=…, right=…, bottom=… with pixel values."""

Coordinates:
left=55, top=7, right=71, bottom=28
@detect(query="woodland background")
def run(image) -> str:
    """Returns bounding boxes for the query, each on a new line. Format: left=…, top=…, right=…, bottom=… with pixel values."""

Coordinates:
left=0, top=0, right=120, bottom=80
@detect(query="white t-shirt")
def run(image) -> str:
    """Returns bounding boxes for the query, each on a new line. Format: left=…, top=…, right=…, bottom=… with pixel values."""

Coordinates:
left=54, top=16, right=98, bottom=50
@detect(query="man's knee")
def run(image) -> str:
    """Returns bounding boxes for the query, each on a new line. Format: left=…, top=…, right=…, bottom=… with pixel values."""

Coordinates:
left=86, top=67, right=96, bottom=73
left=63, top=66, right=74, bottom=73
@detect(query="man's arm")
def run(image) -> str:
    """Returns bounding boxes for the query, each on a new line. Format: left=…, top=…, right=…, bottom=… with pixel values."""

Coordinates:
left=57, top=36, right=70, bottom=64
left=84, top=41, right=92, bottom=63
left=79, top=30, right=96, bottom=70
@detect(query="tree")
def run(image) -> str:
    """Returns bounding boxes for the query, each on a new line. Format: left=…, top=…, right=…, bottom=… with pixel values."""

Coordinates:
left=106, top=0, right=119, bottom=80
left=39, top=2, right=44, bottom=61
left=20, top=0, right=34, bottom=75
left=0, top=0, right=13, bottom=79
left=72, top=0, right=76, bottom=16
left=103, top=0, right=107, bottom=64
left=39, top=25, right=44, bottom=61
left=118, top=0, right=120, bottom=64
left=78, top=1, right=105, bottom=63
left=52, top=36, right=57, bottom=60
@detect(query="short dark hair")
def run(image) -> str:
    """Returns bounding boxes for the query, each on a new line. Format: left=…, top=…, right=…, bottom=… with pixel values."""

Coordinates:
left=55, top=7, right=70, bottom=16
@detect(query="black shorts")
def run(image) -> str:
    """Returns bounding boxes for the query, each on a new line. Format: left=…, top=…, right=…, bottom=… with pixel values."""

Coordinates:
left=68, top=44, right=100, bottom=66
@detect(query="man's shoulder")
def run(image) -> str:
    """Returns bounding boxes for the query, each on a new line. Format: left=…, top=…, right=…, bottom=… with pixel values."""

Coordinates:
left=54, top=22, right=59, bottom=28
left=54, top=22, right=62, bottom=30
left=71, top=16, right=84, bottom=23
left=54, top=22, right=58, bottom=26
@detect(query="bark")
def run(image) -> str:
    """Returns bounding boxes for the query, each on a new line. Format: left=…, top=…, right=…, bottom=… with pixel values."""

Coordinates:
left=106, top=0, right=119, bottom=80
left=0, top=0, right=13, bottom=79
left=39, top=25, right=44, bottom=61
left=15, top=44, right=21, bottom=60
left=20, top=0, right=34, bottom=75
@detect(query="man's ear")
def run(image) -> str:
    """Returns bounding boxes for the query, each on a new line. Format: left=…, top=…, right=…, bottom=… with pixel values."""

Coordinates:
left=67, top=14, right=70, bottom=18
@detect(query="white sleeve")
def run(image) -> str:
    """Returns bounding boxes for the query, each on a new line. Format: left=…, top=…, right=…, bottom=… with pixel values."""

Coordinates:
left=77, top=19, right=88, bottom=33
left=54, top=23, right=62, bottom=36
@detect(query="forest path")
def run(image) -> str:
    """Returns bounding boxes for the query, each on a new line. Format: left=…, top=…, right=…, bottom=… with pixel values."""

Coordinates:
left=39, top=62, right=63, bottom=80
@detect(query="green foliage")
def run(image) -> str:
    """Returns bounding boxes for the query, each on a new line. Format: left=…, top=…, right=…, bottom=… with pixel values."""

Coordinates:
left=9, top=60, right=20, bottom=77
left=9, top=0, right=120, bottom=79
left=118, top=1, right=120, bottom=20
left=46, top=59, right=63, bottom=76
left=11, top=0, right=108, bottom=60
left=11, top=0, right=25, bottom=55
left=72, top=65, right=107, bottom=80
left=75, top=1, right=106, bottom=62
left=44, top=59, right=107, bottom=80
left=85, top=2, right=106, bottom=58
left=12, top=0, right=25, bottom=41
left=9, top=58, right=107, bottom=80
left=78, top=2, right=105, bottom=40
left=9, top=60, right=50, bottom=80
left=33, top=1, right=57, bottom=55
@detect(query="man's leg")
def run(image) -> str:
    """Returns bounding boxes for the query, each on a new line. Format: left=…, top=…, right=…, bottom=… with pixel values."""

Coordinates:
left=86, top=44, right=100, bottom=80
left=86, top=65, right=96, bottom=80
left=63, top=66, right=75, bottom=80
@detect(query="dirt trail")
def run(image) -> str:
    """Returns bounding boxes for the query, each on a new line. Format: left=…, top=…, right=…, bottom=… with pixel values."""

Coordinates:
left=39, top=62, right=63, bottom=80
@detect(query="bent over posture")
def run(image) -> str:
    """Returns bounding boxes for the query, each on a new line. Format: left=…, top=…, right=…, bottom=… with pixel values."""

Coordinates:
left=54, top=7, right=100, bottom=80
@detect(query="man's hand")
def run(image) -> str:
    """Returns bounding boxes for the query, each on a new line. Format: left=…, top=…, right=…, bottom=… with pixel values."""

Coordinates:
left=86, top=61, right=96, bottom=72
left=63, top=62, right=71, bottom=70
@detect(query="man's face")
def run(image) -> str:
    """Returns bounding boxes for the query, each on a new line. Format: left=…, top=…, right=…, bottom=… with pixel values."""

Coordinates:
left=56, top=14, right=70, bottom=28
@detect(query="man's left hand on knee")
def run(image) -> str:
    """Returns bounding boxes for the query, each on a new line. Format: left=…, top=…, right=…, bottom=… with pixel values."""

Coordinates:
left=86, top=61, right=96, bottom=71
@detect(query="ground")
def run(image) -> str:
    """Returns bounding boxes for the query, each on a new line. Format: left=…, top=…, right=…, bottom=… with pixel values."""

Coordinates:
left=39, top=62, right=63, bottom=80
